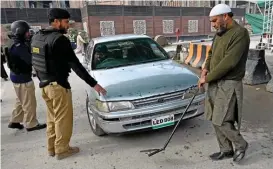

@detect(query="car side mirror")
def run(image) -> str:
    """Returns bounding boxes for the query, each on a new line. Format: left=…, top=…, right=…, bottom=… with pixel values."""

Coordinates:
left=168, top=51, right=177, bottom=60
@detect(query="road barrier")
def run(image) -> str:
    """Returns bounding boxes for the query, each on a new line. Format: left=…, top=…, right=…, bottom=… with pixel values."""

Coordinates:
left=184, top=43, right=211, bottom=69
left=243, top=49, right=272, bottom=85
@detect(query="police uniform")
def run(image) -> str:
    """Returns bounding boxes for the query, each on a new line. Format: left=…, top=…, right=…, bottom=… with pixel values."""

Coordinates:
left=6, top=20, right=46, bottom=131
left=68, top=33, right=76, bottom=50
left=31, top=8, right=98, bottom=160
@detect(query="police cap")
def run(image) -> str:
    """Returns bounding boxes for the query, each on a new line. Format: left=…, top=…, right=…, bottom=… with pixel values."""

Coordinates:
left=48, top=8, right=70, bottom=20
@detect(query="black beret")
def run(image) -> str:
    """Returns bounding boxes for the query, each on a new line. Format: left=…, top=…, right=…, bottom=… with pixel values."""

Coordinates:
left=48, top=8, right=70, bottom=20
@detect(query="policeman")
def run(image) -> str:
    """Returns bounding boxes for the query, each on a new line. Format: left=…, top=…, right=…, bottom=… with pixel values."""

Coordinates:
left=6, top=20, right=47, bottom=131
left=31, top=8, right=107, bottom=160
left=67, top=29, right=76, bottom=49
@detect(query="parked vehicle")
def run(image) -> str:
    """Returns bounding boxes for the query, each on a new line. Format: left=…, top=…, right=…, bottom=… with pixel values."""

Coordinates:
left=83, top=34, right=205, bottom=136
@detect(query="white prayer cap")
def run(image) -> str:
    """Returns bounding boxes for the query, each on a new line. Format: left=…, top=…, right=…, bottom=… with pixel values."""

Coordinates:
left=209, top=4, right=232, bottom=17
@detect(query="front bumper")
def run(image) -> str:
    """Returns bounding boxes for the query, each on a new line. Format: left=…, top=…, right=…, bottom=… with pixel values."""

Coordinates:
left=89, top=94, right=205, bottom=134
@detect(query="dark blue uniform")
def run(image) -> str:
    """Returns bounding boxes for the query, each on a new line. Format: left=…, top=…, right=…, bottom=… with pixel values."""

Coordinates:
left=9, top=40, right=32, bottom=83
left=7, top=19, right=46, bottom=132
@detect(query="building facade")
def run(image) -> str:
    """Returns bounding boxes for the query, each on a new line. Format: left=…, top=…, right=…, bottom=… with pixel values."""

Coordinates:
left=0, top=0, right=85, bottom=8
left=0, top=0, right=247, bottom=8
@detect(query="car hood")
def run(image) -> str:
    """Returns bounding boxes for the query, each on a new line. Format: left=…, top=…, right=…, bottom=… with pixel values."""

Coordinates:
left=92, top=60, right=199, bottom=101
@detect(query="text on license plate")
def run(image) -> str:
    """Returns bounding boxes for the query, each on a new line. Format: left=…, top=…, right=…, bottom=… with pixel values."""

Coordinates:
left=152, top=114, right=174, bottom=129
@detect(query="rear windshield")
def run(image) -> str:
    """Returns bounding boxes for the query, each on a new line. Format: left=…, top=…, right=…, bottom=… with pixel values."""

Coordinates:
left=92, top=38, right=169, bottom=70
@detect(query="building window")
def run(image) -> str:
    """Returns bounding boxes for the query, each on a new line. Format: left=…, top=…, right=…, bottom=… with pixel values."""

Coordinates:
left=210, top=1, right=215, bottom=7
left=162, top=20, right=174, bottom=34
left=133, top=20, right=146, bottom=35
left=100, top=21, right=115, bottom=36
left=59, top=0, right=70, bottom=8
left=16, top=1, right=25, bottom=8
left=188, top=20, right=198, bottom=33
left=65, top=0, right=70, bottom=8
left=29, top=1, right=37, bottom=8
left=41, top=1, right=53, bottom=8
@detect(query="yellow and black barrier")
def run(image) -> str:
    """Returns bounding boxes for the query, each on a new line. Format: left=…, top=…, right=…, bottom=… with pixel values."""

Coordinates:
left=184, top=43, right=211, bottom=69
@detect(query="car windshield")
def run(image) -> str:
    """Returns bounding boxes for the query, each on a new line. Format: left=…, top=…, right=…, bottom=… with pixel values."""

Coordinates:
left=92, top=38, right=169, bottom=70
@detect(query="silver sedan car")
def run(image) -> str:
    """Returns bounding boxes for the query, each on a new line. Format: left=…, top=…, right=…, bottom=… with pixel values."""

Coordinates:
left=83, top=34, right=205, bottom=136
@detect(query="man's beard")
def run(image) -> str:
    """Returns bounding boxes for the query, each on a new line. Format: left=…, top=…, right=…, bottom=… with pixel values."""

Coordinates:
left=216, top=24, right=227, bottom=36
left=59, top=26, right=67, bottom=34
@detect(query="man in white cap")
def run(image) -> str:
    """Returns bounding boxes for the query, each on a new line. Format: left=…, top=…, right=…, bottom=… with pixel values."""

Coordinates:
left=198, top=4, right=250, bottom=163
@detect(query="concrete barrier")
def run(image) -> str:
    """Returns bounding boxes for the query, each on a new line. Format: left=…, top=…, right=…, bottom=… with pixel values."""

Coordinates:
left=243, top=49, right=272, bottom=85
left=154, top=35, right=168, bottom=47
left=184, top=43, right=211, bottom=69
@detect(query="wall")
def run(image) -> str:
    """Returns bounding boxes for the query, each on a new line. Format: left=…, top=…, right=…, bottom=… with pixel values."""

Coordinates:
left=82, top=5, right=246, bottom=38
left=0, top=5, right=246, bottom=44
left=1, top=8, right=82, bottom=24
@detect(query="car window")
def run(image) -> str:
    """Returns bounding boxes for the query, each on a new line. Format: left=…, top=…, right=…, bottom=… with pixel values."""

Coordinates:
left=92, top=38, right=169, bottom=70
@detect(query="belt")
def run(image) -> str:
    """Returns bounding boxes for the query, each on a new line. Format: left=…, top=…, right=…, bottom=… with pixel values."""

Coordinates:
left=40, top=80, right=58, bottom=87
left=49, top=81, right=58, bottom=85
left=41, top=79, right=52, bottom=83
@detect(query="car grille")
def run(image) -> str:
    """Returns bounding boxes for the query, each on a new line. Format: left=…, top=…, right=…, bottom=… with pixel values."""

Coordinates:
left=131, top=102, right=200, bottom=120
left=132, top=90, right=186, bottom=108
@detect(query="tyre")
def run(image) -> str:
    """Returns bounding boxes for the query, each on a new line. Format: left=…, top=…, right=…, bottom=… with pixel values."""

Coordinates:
left=86, top=96, right=106, bottom=136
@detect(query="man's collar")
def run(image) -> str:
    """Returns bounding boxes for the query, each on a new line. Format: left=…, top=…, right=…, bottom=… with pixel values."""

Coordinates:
left=226, top=19, right=237, bottom=31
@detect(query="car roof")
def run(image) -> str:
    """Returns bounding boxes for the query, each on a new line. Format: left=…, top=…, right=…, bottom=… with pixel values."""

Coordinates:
left=92, top=34, right=151, bottom=44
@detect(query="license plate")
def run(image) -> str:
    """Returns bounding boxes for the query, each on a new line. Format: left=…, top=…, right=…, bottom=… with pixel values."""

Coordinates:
left=152, top=114, right=174, bottom=129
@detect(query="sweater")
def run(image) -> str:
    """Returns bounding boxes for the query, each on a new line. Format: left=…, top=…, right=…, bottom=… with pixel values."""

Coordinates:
left=204, top=20, right=250, bottom=83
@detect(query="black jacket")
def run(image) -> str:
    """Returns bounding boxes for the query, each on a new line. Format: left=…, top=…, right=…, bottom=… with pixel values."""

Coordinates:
left=33, top=28, right=97, bottom=89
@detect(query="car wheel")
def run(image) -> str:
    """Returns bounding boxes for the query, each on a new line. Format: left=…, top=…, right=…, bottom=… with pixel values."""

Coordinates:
left=86, top=96, right=106, bottom=136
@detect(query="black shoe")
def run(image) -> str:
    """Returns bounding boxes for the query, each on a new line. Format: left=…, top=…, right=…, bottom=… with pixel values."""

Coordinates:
left=8, top=123, right=24, bottom=130
left=233, top=142, right=249, bottom=163
left=209, top=151, right=234, bottom=161
left=26, top=123, right=47, bottom=132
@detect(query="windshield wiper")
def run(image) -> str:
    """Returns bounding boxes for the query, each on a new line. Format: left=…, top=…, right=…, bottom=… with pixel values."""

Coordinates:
left=100, top=58, right=167, bottom=70
left=103, top=63, right=136, bottom=69
left=137, top=58, right=168, bottom=64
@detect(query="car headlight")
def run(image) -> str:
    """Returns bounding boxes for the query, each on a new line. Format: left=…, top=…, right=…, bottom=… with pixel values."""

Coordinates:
left=182, top=85, right=202, bottom=99
left=95, top=100, right=135, bottom=112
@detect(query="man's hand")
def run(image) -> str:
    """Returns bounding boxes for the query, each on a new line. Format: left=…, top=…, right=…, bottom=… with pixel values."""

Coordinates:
left=198, top=76, right=206, bottom=89
left=201, top=68, right=208, bottom=78
left=94, top=84, right=107, bottom=96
